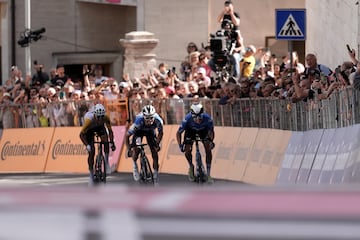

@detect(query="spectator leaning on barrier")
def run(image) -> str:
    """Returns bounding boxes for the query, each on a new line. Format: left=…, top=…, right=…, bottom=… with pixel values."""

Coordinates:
left=304, top=53, right=333, bottom=77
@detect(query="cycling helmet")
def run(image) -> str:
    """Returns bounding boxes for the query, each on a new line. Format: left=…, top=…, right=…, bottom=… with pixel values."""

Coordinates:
left=94, top=103, right=105, bottom=119
left=190, top=103, right=203, bottom=115
left=142, top=105, right=156, bottom=118
left=142, top=105, right=156, bottom=125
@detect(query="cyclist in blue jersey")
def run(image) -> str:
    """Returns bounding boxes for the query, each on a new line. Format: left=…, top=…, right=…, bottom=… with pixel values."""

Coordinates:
left=176, top=103, right=215, bottom=183
left=125, top=105, right=163, bottom=182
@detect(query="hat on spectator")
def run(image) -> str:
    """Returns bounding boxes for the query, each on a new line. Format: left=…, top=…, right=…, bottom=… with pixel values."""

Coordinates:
left=246, top=45, right=256, bottom=53
left=47, top=87, right=56, bottom=97
left=197, top=67, right=206, bottom=75
left=165, top=86, right=175, bottom=95
left=119, top=82, right=129, bottom=88
left=3, top=92, right=11, bottom=98
left=73, top=90, right=81, bottom=96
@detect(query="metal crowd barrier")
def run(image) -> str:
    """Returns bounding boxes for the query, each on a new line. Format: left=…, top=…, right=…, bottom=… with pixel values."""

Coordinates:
left=1, top=87, right=359, bottom=131
left=129, top=87, right=360, bottom=131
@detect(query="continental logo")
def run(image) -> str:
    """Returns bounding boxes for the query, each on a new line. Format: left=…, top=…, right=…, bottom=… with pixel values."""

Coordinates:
left=1, top=140, right=46, bottom=160
left=52, top=139, right=87, bottom=159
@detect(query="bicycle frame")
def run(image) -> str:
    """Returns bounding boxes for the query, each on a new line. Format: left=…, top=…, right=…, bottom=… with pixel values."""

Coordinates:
left=135, top=143, right=154, bottom=184
left=194, top=135, right=207, bottom=183
left=93, top=137, right=107, bottom=184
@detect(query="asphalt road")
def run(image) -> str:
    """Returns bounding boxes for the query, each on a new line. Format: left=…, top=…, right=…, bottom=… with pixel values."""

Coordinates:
left=0, top=172, right=245, bottom=187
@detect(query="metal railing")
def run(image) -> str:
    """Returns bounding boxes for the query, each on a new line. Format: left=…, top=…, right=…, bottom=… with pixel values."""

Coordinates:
left=129, top=87, right=360, bottom=131
left=1, top=87, right=359, bottom=131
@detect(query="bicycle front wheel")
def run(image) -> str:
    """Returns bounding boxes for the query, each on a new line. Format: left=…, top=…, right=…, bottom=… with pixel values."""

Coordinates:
left=96, top=154, right=106, bottom=184
left=140, top=155, right=153, bottom=184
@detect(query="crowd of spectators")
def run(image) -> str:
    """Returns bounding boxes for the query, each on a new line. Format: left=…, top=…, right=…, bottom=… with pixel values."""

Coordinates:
left=0, top=0, right=359, bottom=129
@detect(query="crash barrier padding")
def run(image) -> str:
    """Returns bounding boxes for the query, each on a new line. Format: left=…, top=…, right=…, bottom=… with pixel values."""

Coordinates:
left=342, top=124, right=360, bottom=183
left=0, top=128, right=55, bottom=172
left=226, top=128, right=258, bottom=181
left=277, top=124, right=360, bottom=185
left=242, top=129, right=292, bottom=185
left=44, top=126, right=126, bottom=173
left=296, top=129, right=324, bottom=184
left=7, top=123, right=360, bottom=185
left=0, top=126, right=125, bottom=173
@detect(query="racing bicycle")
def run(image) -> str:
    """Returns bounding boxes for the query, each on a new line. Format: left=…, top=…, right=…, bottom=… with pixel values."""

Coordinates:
left=135, top=143, right=154, bottom=184
left=194, top=134, right=207, bottom=183
left=93, top=136, right=107, bottom=185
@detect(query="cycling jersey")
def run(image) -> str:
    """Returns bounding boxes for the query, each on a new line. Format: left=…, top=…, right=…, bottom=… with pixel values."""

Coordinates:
left=178, top=112, right=214, bottom=133
left=127, top=113, right=163, bottom=136
left=80, top=111, right=112, bottom=137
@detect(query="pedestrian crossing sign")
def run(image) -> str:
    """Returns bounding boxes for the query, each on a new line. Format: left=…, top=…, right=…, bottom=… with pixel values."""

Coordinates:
left=276, top=9, right=306, bottom=40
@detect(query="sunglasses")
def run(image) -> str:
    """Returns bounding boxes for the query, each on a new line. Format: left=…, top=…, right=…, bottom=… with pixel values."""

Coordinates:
left=192, top=113, right=203, bottom=120
left=96, top=115, right=105, bottom=120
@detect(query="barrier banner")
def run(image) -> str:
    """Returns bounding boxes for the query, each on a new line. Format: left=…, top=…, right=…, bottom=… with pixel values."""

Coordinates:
left=160, top=125, right=188, bottom=175
left=276, top=131, right=303, bottom=184
left=227, top=128, right=258, bottom=181
left=265, top=129, right=291, bottom=184
left=307, top=128, right=335, bottom=184
left=318, top=128, right=345, bottom=184
left=45, top=126, right=123, bottom=173
left=211, top=127, right=240, bottom=180
left=0, top=128, right=55, bottom=172
left=242, top=129, right=291, bottom=185
left=331, top=127, right=352, bottom=183
left=296, top=129, right=323, bottom=183
left=343, top=125, right=360, bottom=182
left=243, top=129, right=271, bottom=184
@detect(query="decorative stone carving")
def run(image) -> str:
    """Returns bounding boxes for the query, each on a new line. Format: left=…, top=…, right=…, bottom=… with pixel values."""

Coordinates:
left=119, top=31, right=159, bottom=80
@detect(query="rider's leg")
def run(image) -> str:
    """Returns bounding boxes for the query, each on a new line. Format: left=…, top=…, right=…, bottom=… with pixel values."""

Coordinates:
left=101, top=134, right=111, bottom=173
left=132, top=136, right=141, bottom=181
left=203, top=140, right=213, bottom=176
left=87, top=144, right=95, bottom=184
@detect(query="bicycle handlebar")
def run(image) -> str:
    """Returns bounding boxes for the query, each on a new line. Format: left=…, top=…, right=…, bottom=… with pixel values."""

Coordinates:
left=94, top=141, right=110, bottom=144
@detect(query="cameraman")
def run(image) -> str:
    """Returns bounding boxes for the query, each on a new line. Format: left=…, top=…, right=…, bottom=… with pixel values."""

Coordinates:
left=208, top=19, right=244, bottom=81
left=217, top=0, right=240, bottom=30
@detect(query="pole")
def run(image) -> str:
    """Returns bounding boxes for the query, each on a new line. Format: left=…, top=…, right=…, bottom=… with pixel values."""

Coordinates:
left=25, top=0, right=31, bottom=75
left=288, top=40, right=293, bottom=78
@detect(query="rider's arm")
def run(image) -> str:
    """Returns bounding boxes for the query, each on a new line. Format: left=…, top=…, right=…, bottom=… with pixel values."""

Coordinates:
left=206, top=114, right=215, bottom=142
left=176, top=115, right=189, bottom=145
left=79, top=118, right=92, bottom=146
left=155, top=114, right=164, bottom=144
left=104, top=115, right=114, bottom=143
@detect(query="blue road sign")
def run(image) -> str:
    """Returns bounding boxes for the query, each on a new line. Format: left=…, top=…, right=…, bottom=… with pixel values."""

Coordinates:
left=276, top=9, right=306, bottom=40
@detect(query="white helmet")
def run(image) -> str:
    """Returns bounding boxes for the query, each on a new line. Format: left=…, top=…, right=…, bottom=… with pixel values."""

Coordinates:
left=142, top=105, right=156, bottom=119
left=190, top=103, right=204, bottom=116
left=142, top=105, right=156, bottom=125
left=94, top=103, right=105, bottom=118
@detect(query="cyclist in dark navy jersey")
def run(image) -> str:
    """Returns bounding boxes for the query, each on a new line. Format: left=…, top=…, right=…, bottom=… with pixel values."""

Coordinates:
left=176, top=103, right=215, bottom=183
